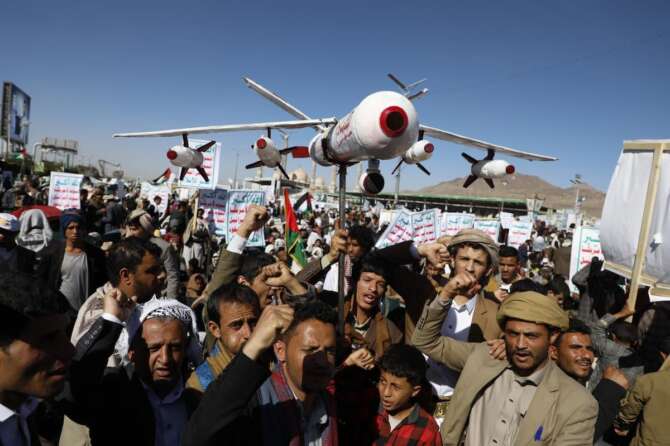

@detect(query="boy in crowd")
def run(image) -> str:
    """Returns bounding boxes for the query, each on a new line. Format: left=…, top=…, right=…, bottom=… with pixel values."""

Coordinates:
left=375, top=344, right=442, bottom=446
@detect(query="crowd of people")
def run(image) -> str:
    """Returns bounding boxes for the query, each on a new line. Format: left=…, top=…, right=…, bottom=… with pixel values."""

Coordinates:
left=0, top=172, right=669, bottom=446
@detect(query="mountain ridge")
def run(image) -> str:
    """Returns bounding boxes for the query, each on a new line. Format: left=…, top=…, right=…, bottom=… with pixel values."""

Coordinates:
left=411, top=173, right=606, bottom=217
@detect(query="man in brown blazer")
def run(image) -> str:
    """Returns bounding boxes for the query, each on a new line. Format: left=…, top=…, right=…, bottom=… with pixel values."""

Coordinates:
left=413, top=286, right=598, bottom=446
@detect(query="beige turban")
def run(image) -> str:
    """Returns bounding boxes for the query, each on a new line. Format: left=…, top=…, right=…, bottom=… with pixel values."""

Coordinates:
left=496, top=291, right=569, bottom=330
left=127, top=209, right=155, bottom=233
left=447, top=228, right=499, bottom=267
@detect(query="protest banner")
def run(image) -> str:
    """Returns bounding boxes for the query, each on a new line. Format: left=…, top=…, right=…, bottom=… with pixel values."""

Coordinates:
left=48, top=172, right=83, bottom=210
left=375, top=210, right=413, bottom=249
left=379, top=209, right=397, bottom=228
left=178, top=139, right=221, bottom=190
left=474, top=218, right=500, bottom=242
left=440, top=213, right=475, bottom=236
left=499, top=212, right=515, bottom=229
left=412, top=209, right=439, bottom=245
left=199, top=188, right=229, bottom=237
left=507, top=220, right=533, bottom=248
left=569, top=226, right=602, bottom=292
left=600, top=141, right=670, bottom=308
left=140, top=182, right=170, bottom=215
left=226, top=190, right=266, bottom=247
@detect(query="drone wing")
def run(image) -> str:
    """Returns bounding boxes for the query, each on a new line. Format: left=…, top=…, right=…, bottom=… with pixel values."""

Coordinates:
left=114, top=118, right=337, bottom=138
left=419, top=125, right=557, bottom=161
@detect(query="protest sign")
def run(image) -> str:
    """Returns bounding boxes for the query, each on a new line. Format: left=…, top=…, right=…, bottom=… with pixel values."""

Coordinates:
left=178, top=139, right=221, bottom=190
left=474, top=219, right=500, bottom=242
left=441, top=213, right=475, bottom=236
left=379, top=209, right=397, bottom=228
left=569, top=226, right=602, bottom=292
left=507, top=220, right=533, bottom=248
left=199, top=188, right=229, bottom=237
left=199, top=188, right=266, bottom=246
left=412, top=209, right=439, bottom=245
left=48, top=172, right=83, bottom=210
left=225, top=190, right=266, bottom=247
left=140, top=182, right=170, bottom=216
left=499, top=212, right=515, bottom=229
left=375, top=210, right=413, bottom=249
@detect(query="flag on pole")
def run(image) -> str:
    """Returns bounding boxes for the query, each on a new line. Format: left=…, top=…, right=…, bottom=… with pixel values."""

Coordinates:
left=151, top=168, right=172, bottom=185
left=284, top=188, right=307, bottom=268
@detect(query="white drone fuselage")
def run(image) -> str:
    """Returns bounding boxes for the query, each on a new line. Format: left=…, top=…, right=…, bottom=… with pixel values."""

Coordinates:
left=253, top=136, right=282, bottom=167
left=471, top=159, right=515, bottom=179
left=401, top=140, right=434, bottom=164
left=308, top=91, right=419, bottom=166
left=166, top=145, right=204, bottom=169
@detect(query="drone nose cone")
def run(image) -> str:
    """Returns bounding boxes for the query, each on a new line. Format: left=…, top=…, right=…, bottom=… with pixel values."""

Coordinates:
left=424, top=143, right=434, bottom=153
left=379, top=106, right=408, bottom=137
left=506, top=164, right=515, bottom=174
left=256, top=138, right=267, bottom=149
left=167, top=150, right=177, bottom=160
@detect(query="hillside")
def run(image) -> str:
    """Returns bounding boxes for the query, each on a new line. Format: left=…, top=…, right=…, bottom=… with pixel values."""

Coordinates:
left=412, top=174, right=606, bottom=217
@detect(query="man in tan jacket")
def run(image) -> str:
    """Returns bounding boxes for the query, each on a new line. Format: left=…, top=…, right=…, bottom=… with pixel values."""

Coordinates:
left=413, top=283, right=598, bottom=445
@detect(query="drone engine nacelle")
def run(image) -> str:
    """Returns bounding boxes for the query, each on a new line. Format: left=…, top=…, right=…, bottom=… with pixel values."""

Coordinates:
left=309, top=91, right=419, bottom=166
left=472, top=159, right=515, bottom=179
left=358, top=171, right=385, bottom=195
left=402, top=140, right=434, bottom=164
left=253, top=136, right=282, bottom=167
left=166, top=145, right=204, bottom=168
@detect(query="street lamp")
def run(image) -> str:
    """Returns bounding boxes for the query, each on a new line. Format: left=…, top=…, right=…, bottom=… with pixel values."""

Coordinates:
left=570, top=174, right=585, bottom=226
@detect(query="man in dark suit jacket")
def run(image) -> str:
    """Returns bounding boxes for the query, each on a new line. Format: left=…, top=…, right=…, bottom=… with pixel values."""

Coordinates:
left=66, top=291, right=201, bottom=446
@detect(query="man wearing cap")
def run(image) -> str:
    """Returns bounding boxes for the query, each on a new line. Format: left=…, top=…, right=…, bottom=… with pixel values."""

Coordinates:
left=0, top=212, right=36, bottom=275
left=413, top=286, right=598, bottom=445
left=366, top=229, right=503, bottom=423
left=125, top=208, right=180, bottom=300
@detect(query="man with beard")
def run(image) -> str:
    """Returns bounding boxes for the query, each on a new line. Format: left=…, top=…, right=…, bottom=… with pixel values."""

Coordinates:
left=0, top=272, right=74, bottom=446
left=413, top=290, right=597, bottom=445
left=183, top=300, right=339, bottom=446
left=550, top=319, right=632, bottom=442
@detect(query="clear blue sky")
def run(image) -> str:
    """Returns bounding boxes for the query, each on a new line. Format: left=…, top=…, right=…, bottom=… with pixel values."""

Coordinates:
left=2, top=0, right=669, bottom=192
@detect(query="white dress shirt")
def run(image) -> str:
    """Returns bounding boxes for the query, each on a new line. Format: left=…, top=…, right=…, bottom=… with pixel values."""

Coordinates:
left=0, top=398, right=40, bottom=446
left=426, top=295, right=478, bottom=397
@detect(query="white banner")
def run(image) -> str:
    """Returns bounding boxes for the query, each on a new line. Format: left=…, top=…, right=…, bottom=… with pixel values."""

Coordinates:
left=375, top=210, right=413, bottom=249
left=412, top=209, right=439, bottom=245
left=48, top=172, right=83, bottom=210
left=499, top=212, right=515, bottom=229
left=140, top=182, right=170, bottom=216
left=507, top=220, right=533, bottom=248
left=440, top=213, right=475, bottom=236
left=474, top=219, right=500, bottom=242
left=569, top=226, right=603, bottom=292
left=177, top=139, right=221, bottom=190
left=600, top=149, right=670, bottom=286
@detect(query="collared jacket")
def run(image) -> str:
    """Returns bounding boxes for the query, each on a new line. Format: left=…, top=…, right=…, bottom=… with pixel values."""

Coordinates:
left=64, top=317, right=199, bottom=446
left=615, top=368, right=670, bottom=446
left=412, top=303, right=598, bottom=446
left=368, top=241, right=501, bottom=342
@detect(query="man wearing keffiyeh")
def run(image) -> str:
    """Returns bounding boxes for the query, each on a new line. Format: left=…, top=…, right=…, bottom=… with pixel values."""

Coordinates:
left=66, top=289, right=203, bottom=446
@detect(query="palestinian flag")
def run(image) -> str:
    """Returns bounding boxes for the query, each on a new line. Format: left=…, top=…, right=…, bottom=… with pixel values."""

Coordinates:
left=284, top=188, right=307, bottom=268
left=151, top=168, right=172, bottom=185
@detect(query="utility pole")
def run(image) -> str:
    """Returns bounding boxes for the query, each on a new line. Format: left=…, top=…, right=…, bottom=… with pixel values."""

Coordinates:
left=570, top=174, right=584, bottom=226
left=394, top=163, right=401, bottom=206
left=233, top=151, right=239, bottom=188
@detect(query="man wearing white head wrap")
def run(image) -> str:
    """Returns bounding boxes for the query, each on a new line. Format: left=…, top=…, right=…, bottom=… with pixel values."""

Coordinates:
left=67, top=289, right=203, bottom=446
